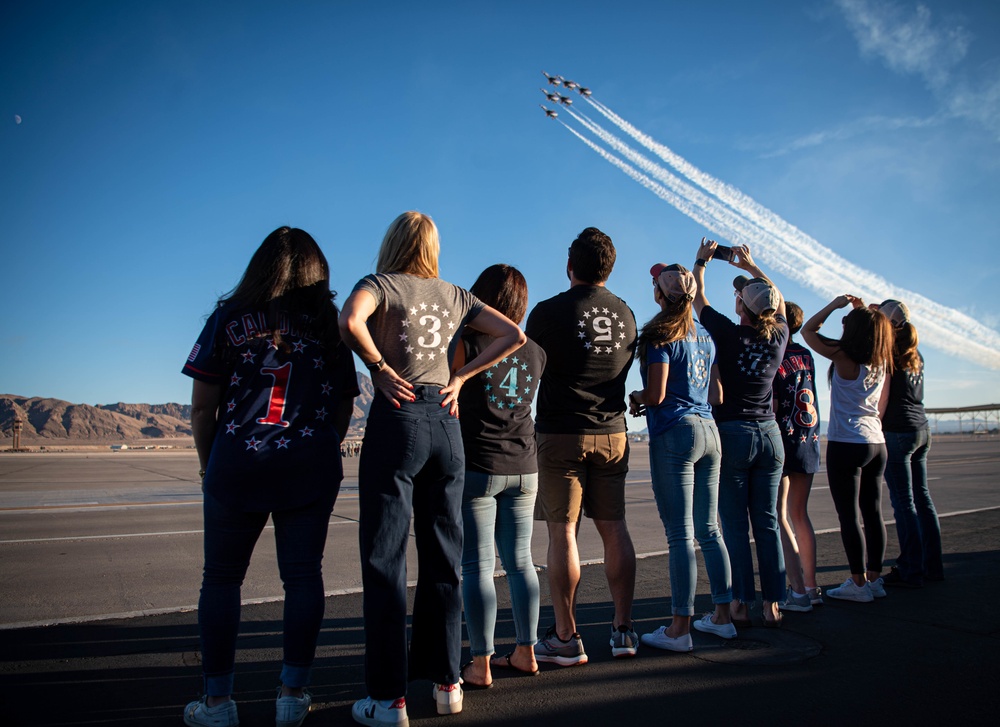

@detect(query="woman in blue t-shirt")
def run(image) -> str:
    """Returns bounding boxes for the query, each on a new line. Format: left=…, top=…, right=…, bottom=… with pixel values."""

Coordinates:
left=181, top=227, right=358, bottom=727
left=629, top=263, right=735, bottom=652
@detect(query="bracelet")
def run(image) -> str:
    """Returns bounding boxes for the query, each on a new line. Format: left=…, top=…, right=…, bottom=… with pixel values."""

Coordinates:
left=695, top=258, right=708, bottom=268
left=365, top=356, right=386, bottom=373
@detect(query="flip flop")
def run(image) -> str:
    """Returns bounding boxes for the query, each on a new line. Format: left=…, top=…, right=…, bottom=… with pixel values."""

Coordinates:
left=459, top=661, right=493, bottom=689
left=489, top=651, right=539, bottom=676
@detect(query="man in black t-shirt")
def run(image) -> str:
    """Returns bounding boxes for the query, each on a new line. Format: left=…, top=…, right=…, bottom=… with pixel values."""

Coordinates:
left=526, top=227, right=639, bottom=664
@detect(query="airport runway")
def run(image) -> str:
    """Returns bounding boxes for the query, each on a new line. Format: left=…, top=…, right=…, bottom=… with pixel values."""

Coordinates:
left=1, top=438, right=998, bottom=627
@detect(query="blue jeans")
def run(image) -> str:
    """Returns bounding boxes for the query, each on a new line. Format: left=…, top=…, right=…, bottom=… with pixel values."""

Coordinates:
left=884, top=428, right=942, bottom=581
left=649, top=416, right=731, bottom=615
left=461, top=471, right=540, bottom=655
left=198, top=488, right=337, bottom=696
left=717, top=419, right=786, bottom=604
left=358, top=387, right=465, bottom=699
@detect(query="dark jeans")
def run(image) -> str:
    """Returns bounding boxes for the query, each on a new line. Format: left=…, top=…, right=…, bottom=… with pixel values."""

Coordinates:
left=826, top=440, right=887, bottom=575
left=198, top=488, right=337, bottom=696
left=358, top=387, right=465, bottom=699
left=717, top=419, right=786, bottom=604
left=884, top=428, right=942, bottom=582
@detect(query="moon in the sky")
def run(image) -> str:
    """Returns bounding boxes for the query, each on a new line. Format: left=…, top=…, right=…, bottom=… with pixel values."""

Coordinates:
left=14, top=115, right=21, bottom=124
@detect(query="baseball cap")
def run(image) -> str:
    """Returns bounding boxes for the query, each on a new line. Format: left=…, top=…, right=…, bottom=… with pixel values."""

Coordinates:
left=733, top=275, right=779, bottom=316
left=650, top=263, right=696, bottom=303
left=879, top=299, right=910, bottom=327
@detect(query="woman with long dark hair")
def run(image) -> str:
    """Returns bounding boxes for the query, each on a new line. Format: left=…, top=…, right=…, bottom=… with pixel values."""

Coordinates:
left=693, top=240, right=788, bottom=628
left=181, top=227, right=358, bottom=727
left=802, top=296, right=894, bottom=602
left=455, top=264, right=544, bottom=687
left=340, top=212, right=524, bottom=726
left=878, top=300, right=943, bottom=587
left=629, top=263, right=734, bottom=652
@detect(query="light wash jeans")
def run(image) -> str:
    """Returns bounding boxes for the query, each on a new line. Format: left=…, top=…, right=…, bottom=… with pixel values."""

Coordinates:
left=648, top=416, right=732, bottom=615
left=884, top=428, right=942, bottom=582
left=461, top=471, right=540, bottom=656
left=717, top=419, right=786, bottom=604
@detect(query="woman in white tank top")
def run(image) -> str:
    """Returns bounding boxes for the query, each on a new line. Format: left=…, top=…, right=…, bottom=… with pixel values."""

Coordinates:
left=802, top=295, right=894, bottom=604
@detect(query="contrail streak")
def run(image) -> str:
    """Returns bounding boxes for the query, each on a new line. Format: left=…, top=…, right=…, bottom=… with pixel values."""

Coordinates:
left=558, top=99, right=1000, bottom=368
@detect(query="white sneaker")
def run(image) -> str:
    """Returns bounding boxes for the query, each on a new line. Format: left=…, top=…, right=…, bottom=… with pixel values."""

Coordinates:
left=869, top=577, right=887, bottom=599
left=827, top=578, right=874, bottom=603
left=692, top=613, right=738, bottom=639
left=352, top=696, right=408, bottom=727
left=184, top=698, right=239, bottom=727
left=276, top=689, right=311, bottom=727
left=639, top=625, right=693, bottom=652
left=433, top=682, right=463, bottom=715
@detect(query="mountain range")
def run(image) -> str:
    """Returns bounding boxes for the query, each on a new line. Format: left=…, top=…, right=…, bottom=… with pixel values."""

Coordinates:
left=0, top=374, right=374, bottom=444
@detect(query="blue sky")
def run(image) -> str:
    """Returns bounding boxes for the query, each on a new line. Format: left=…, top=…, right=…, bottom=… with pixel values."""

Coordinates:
left=2, top=0, right=999, bottom=416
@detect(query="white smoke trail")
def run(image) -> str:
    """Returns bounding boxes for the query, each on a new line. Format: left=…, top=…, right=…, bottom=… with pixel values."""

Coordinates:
left=562, top=100, right=1000, bottom=368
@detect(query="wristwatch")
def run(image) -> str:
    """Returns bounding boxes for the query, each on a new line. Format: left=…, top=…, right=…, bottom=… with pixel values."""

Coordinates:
left=365, top=356, right=386, bottom=373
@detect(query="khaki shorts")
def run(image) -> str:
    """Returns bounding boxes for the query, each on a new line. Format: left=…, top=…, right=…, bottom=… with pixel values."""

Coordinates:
left=535, top=432, right=630, bottom=523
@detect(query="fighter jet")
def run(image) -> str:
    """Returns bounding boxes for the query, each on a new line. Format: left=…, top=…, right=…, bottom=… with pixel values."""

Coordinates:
left=539, top=104, right=558, bottom=119
left=578, top=87, right=592, bottom=97
left=559, top=77, right=580, bottom=90
left=557, top=94, right=573, bottom=106
left=541, top=71, right=561, bottom=86
left=540, top=88, right=561, bottom=103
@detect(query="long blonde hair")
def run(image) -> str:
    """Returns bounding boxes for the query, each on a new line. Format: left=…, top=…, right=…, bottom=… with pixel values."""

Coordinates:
left=637, top=298, right=695, bottom=365
left=376, top=211, right=440, bottom=278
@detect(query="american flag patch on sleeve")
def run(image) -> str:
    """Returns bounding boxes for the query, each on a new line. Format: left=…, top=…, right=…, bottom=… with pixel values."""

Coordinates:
left=187, top=343, right=201, bottom=362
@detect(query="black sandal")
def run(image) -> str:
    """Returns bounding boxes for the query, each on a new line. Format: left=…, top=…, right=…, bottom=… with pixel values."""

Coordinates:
left=489, top=651, right=539, bottom=676
left=459, top=660, right=493, bottom=689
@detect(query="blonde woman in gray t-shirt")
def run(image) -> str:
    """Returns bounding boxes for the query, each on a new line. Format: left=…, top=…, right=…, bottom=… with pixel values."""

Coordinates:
left=340, top=212, right=524, bottom=727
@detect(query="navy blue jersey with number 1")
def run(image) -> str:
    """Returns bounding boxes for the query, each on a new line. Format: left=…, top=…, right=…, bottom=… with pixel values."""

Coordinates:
left=182, top=300, right=358, bottom=512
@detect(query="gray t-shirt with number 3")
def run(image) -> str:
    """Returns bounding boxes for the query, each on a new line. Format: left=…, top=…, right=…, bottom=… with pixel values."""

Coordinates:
left=353, top=272, right=485, bottom=387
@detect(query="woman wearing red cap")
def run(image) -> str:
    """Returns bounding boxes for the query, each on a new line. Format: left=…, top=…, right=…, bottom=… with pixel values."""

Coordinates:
left=629, top=263, right=734, bottom=652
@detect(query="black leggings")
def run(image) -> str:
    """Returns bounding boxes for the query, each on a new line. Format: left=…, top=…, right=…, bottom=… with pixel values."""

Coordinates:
left=826, top=441, right=887, bottom=575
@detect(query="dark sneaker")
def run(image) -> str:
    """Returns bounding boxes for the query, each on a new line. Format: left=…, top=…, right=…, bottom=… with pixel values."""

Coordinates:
left=534, top=625, right=588, bottom=666
left=884, top=566, right=922, bottom=588
left=610, top=622, right=638, bottom=657
left=778, top=586, right=814, bottom=613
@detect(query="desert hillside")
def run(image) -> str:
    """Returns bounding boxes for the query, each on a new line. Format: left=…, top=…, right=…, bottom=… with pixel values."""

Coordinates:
left=1, top=373, right=374, bottom=443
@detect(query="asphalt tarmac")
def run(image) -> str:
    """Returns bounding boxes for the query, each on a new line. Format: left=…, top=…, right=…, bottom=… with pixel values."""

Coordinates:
left=1, top=438, right=998, bottom=725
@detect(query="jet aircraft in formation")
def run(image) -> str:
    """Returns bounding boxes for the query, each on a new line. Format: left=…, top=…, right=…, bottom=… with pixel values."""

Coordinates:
left=540, top=88, right=560, bottom=103
left=540, top=71, right=592, bottom=97
left=539, top=104, right=558, bottom=119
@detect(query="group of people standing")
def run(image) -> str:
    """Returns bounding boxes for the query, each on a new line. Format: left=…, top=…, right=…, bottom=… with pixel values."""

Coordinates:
left=179, top=216, right=941, bottom=727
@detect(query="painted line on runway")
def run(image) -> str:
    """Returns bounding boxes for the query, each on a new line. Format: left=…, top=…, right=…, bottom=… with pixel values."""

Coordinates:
left=0, top=520, right=356, bottom=544
left=0, top=501, right=202, bottom=513
left=3, top=504, right=998, bottom=630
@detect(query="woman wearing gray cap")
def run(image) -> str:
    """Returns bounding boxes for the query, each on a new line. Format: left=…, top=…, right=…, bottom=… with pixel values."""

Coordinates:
left=692, top=240, right=788, bottom=628
left=802, top=295, right=894, bottom=603
left=878, top=300, right=943, bottom=587
left=629, top=263, right=735, bottom=651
